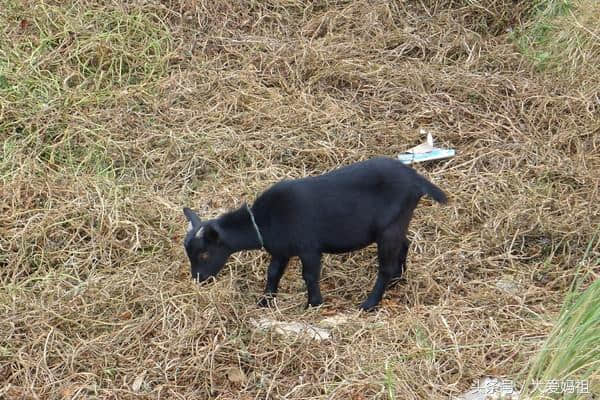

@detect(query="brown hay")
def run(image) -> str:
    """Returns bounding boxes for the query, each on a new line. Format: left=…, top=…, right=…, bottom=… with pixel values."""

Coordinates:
left=1, top=0, right=598, bottom=398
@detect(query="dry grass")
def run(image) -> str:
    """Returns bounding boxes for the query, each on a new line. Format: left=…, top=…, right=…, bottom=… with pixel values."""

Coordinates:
left=1, top=0, right=599, bottom=399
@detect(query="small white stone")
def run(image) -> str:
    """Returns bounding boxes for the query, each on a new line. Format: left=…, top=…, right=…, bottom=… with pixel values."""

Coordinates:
left=251, top=318, right=331, bottom=341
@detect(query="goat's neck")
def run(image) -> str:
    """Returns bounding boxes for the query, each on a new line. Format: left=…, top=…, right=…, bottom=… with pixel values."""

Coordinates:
left=218, top=206, right=262, bottom=250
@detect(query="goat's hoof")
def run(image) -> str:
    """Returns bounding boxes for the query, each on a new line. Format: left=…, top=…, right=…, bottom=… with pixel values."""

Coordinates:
left=359, top=301, right=378, bottom=312
left=305, top=298, right=323, bottom=309
left=258, top=295, right=276, bottom=308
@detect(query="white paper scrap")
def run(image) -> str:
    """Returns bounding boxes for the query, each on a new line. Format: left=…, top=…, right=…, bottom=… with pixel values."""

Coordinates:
left=398, top=131, right=455, bottom=164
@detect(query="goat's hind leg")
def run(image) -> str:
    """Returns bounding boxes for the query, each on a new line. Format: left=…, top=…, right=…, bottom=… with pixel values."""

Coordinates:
left=388, top=238, right=409, bottom=288
left=360, top=226, right=403, bottom=311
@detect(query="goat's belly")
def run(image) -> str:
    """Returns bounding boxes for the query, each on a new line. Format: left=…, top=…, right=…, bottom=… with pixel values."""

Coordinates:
left=321, top=239, right=373, bottom=254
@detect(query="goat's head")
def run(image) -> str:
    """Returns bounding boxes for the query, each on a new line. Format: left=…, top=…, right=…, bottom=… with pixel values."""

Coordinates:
left=183, top=208, right=232, bottom=282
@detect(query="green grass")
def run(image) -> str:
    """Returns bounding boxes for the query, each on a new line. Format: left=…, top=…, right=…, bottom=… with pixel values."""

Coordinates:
left=512, top=0, right=573, bottom=69
left=521, top=232, right=600, bottom=399
left=512, top=0, right=600, bottom=79
left=384, top=360, right=397, bottom=400
left=1, top=3, right=172, bottom=85
left=0, top=2, right=173, bottom=173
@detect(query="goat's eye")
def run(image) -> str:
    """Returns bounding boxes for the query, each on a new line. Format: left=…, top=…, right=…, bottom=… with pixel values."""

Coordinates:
left=198, top=252, right=209, bottom=261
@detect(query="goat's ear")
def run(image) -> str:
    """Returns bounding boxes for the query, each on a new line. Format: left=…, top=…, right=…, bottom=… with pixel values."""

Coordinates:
left=183, top=207, right=202, bottom=229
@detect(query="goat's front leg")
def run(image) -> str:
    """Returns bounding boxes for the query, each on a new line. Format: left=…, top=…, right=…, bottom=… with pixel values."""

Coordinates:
left=299, top=253, right=323, bottom=307
left=258, top=255, right=289, bottom=307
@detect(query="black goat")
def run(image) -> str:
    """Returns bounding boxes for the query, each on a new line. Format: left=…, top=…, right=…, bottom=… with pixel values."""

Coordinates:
left=183, top=157, right=447, bottom=310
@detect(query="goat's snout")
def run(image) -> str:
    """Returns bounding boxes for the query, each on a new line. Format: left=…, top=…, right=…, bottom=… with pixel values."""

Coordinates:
left=192, top=272, right=216, bottom=285
left=192, top=272, right=206, bottom=283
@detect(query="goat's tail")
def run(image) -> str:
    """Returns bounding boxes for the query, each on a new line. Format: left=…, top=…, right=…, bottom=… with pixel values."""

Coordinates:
left=418, top=176, right=448, bottom=204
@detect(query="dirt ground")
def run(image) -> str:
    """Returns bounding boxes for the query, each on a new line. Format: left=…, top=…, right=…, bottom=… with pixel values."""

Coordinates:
left=1, top=1, right=599, bottom=399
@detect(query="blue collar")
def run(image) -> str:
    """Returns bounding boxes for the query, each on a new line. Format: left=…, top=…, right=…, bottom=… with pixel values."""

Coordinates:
left=245, top=204, right=263, bottom=248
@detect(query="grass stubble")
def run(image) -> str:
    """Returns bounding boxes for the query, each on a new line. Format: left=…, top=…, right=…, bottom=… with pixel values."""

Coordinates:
left=0, top=0, right=598, bottom=399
